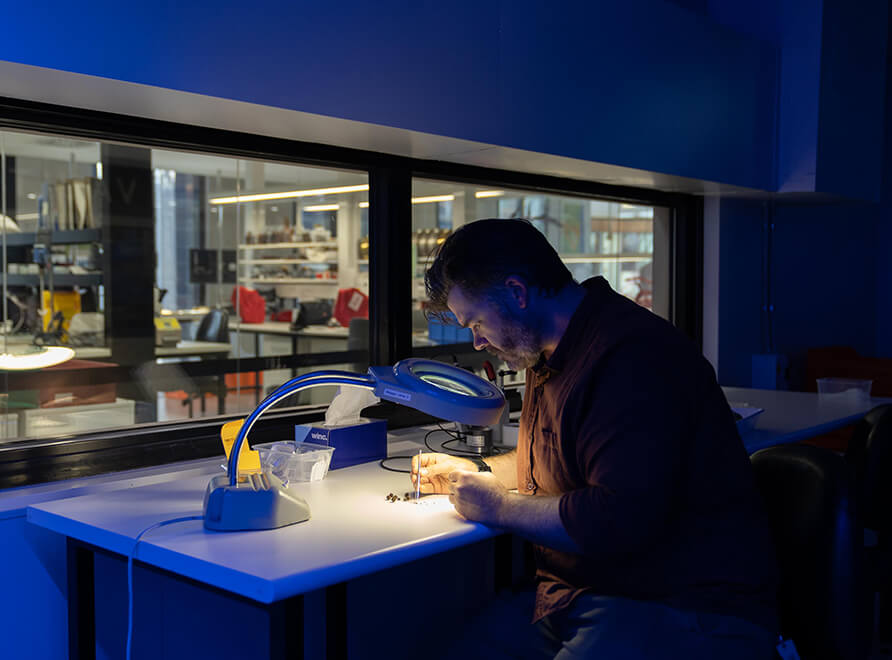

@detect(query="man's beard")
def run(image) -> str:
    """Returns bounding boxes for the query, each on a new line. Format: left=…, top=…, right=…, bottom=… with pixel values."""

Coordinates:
left=487, top=322, right=542, bottom=371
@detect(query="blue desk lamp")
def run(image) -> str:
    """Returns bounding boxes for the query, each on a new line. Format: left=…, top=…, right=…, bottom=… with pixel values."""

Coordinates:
left=203, top=358, right=505, bottom=531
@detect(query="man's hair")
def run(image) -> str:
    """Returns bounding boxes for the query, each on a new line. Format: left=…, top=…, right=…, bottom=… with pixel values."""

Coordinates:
left=424, top=218, right=573, bottom=321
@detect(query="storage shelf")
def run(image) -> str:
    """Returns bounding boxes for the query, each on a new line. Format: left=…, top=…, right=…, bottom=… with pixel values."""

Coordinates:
left=6, top=273, right=103, bottom=287
left=239, top=259, right=338, bottom=265
left=238, top=241, right=337, bottom=249
left=240, top=278, right=339, bottom=285
left=4, top=228, right=102, bottom=247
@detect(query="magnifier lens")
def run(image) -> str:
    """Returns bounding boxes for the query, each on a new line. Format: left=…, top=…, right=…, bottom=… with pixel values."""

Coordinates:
left=418, top=373, right=477, bottom=396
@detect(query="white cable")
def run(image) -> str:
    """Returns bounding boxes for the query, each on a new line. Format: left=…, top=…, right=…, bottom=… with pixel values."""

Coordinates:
left=126, top=515, right=204, bottom=660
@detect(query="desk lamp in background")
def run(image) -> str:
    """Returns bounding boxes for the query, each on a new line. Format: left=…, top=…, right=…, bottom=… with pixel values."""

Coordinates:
left=204, top=358, right=506, bottom=531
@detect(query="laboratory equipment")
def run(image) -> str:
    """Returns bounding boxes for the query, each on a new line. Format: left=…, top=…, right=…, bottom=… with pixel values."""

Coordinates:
left=203, top=358, right=505, bottom=531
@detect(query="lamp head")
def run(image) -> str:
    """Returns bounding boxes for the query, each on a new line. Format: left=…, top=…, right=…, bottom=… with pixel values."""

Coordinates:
left=369, top=358, right=505, bottom=426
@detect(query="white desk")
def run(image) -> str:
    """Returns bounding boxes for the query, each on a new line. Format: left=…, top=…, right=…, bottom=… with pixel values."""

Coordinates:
left=26, top=429, right=502, bottom=659
left=27, top=460, right=493, bottom=604
left=723, top=387, right=889, bottom=453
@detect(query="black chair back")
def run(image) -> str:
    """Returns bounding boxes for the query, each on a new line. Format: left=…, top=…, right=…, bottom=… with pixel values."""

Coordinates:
left=196, top=309, right=230, bottom=344
left=846, top=404, right=892, bottom=532
left=750, top=444, right=870, bottom=660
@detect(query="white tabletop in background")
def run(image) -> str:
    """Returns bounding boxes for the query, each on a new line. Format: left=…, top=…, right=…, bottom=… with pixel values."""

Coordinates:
left=155, top=340, right=232, bottom=357
left=26, top=451, right=494, bottom=605
left=723, top=386, right=889, bottom=453
left=229, top=321, right=348, bottom=339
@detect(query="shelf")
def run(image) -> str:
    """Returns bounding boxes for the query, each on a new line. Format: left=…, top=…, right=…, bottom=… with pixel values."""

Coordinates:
left=239, top=259, right=337, bottom=265
left=6, top=273, right=102, bottom=287
left=240, top=278, right=339, bottom=285
left=238, top=241, right=337, bottom=249
left=3, top=228, right=102, bottom=247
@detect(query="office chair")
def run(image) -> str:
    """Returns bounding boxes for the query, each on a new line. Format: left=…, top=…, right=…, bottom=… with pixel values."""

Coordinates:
left=184, top=309, right=230, bottom=416
left=195, top=308, right=230, bottom=344
left=750, top=444, right=871, bottom=660
left=846, top=404, right=892, bottom=646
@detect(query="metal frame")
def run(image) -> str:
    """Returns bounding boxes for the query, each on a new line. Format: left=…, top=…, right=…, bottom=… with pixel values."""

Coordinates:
left=0, top=95, right=703, bottom=486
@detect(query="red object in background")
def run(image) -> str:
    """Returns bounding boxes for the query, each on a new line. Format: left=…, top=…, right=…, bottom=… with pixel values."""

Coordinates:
left=333, top=288, right=369, bottom=327
left=231, top=286, right=266, bottom=323
left=271, top=309, right=298, bottom=323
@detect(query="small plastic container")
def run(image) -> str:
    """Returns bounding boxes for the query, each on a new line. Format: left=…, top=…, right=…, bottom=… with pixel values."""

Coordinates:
left=255, top=441, right=335, bottom=484
left=729, top=403, right=764, bottom=435
left=816, top=378, right=873, bottom=402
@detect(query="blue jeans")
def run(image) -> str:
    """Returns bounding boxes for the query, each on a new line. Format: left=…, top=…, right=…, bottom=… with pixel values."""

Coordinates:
left=443, top=589, right=778, bottom=659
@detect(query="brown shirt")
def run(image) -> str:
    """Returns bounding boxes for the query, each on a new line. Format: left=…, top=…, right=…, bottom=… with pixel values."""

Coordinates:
left=517, top=277, right=778, bottom=629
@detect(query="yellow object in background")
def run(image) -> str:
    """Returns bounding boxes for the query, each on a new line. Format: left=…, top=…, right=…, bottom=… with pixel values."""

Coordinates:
left=42, top=290, right=81, bottom=331
left=220, top=418, right=262, bottom=478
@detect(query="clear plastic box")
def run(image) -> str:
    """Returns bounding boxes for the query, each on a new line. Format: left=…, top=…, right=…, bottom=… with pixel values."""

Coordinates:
left=255, top=441, right=334, bottom=484
left=816, top=378, right=873, bottom=402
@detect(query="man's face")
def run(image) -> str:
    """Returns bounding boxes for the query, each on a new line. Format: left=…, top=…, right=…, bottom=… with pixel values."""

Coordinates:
left=446, top=285, right=543, bottom=370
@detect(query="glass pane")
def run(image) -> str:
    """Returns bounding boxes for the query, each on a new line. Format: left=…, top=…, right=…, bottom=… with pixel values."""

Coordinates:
left=0, top=128, right=368, bottom=444
left=410, top=179, right=668, bottom=379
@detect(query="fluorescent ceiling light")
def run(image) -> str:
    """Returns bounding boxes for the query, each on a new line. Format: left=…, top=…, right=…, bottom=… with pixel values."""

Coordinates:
left=357, top=195, right=454, bottom=208
left=412, top=195, right=454, bottom=204
left=303, top=204, right=340, bottom=212
left=475, top=190, right=504, bottom=198
left=0, top=346, right=75, bottom=371
left=209, top=184, right=369, bottom=205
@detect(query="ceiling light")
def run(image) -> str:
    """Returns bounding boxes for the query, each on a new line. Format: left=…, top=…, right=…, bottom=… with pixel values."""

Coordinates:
left=209, top=184, right=369, bottom=205
left=303, top=204, right=340, bottom=212
left=411, top=195, right=454, bottom=204
left=475, top=190, right=504, bottom=198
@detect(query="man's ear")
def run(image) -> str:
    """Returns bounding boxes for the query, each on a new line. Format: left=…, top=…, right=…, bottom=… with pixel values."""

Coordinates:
left=503, top=276, right=529, bottom=310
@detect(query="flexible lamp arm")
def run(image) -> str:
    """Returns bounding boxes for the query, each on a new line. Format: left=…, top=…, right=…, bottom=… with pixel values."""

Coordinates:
left=227, top=370, right=375, bottom=486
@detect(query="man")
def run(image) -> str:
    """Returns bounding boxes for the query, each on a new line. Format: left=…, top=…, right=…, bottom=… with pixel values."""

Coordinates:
left=413, top=218, right=779, bottom=659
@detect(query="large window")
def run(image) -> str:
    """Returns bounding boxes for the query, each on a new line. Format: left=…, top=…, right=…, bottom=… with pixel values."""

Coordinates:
left=0, top=103, right=697, bottom=485
left=0, top=129, right=369, bottom=442
left=410, top=179, right=671, bottom=373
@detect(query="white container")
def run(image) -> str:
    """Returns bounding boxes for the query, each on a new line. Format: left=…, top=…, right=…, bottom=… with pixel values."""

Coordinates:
left=256, top=441, right=334, bottom=484
left=816, top=378, right=873, bottom=403
left=729, top=403, right=764, bottom=435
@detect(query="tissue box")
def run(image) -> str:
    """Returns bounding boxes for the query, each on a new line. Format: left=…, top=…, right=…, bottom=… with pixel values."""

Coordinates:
left=294, top=417, right=386, bottom=470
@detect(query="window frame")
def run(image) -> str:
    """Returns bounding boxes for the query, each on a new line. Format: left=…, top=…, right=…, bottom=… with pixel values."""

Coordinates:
left=0, top=95, right=702, bottom=487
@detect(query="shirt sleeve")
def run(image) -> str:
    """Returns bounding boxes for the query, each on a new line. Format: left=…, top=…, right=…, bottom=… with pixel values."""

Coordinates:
left=558, top=337, right=695, bottom=559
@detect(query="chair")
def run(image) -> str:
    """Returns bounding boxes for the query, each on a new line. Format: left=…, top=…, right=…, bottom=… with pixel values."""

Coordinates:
left=846, top=404, right=892, bottom=646
left=750, top=444, right=871, bottom=660
left=184, top=309, right=230, bottom=416
left=195, top=308, right=230, bottom=344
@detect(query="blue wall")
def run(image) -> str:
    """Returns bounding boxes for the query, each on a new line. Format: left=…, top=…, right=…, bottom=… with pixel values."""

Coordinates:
left=0, top=0, right=777, bottom=190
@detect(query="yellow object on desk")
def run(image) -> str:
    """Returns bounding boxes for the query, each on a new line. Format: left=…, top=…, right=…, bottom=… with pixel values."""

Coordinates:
left=220, top=419, right=262, bottom=478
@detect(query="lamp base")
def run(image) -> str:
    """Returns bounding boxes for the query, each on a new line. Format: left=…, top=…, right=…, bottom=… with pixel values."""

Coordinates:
left=203, top=471, right=311, bottom=531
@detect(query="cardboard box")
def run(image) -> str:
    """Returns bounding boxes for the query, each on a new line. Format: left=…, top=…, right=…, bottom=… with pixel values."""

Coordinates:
left=294, top=417, right=386, bottom=470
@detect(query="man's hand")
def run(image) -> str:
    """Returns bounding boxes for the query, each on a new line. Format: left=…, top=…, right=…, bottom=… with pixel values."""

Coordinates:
left=447, top=471, right=508, bottom=526
left=411, top=452, right=476, bottom=494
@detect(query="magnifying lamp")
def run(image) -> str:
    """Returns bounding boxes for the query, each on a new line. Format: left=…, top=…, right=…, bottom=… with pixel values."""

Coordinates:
left=203, top=358, right=505, bottom=531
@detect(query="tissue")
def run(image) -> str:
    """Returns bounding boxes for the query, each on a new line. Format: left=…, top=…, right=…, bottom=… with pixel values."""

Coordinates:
left=325, top=387, right=379, bottom=427
left=294, top=387, right=386, bottom=470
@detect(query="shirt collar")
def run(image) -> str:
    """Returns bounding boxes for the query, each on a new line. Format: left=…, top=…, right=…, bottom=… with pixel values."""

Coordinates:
left=531, top=277, right=610, bottom=384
